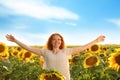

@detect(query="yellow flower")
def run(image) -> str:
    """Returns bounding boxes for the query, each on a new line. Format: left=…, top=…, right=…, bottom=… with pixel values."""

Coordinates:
left=1, top=52, right=9, bottom=59
left=89, top=44, right=100, bottom=53
left=108, top=51, right=120, bottom=71
left=11, top=50, right=20, bottom=57
left=115, top=48, right=120, bottom=52
left=83, top=54, right=100, bottom=68
left=69, top=55, right=80, bottom=64
left=39, top=70, right=65, bottom=80
left=22, top=50, right=34, bottom=62
left=99, top=46, right=110, bottom=57
left=14, top=46, right=22, bottom=52
left=0, top=42, right=8, bottom=55
left=39, top=56, right=44, bottom=65
left=102, top=47, right=109, bottom=51
left=99, top=50, right=107, bottom=57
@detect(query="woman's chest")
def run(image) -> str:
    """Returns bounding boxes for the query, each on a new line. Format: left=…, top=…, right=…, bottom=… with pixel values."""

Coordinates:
left=44, top=50, right=67, bottom=61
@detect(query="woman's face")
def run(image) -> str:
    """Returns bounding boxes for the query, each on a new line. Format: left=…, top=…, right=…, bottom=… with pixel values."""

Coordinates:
left=51, top=35, right=62, bottom=48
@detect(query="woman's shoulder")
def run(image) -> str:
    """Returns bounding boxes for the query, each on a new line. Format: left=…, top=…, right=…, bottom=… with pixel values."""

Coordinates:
left=64, top=48, right=73, bottom=51
left=62, top=48, right=74, bottom=53
left=41, top=48, right=50, bottom=52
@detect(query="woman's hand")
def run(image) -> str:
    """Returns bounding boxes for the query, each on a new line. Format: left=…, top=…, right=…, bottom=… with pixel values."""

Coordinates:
left=95, top=35, right=105, bottom=43
left=6, top=34, right=16, bottom=42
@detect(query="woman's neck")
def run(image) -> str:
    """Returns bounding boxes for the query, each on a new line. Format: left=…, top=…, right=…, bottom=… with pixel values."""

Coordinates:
left=52, top=48, right=60, bottom=54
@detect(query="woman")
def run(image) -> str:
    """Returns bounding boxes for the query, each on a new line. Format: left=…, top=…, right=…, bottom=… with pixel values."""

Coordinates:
left=6, top=33, right=105, bottom=80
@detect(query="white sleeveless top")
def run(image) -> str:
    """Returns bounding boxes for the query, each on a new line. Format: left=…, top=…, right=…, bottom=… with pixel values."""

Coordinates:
left=41, top=48, right=73, bottom=80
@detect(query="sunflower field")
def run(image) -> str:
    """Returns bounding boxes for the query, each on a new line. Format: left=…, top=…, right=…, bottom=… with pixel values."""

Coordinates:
left=0, top=41, right=120, bottom=80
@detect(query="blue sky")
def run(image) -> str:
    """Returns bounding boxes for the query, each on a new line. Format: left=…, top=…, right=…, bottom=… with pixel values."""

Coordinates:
left=0, top=0, right=120, bottom=46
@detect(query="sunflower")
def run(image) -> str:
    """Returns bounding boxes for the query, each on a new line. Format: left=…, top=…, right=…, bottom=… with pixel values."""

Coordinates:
left=83, top=54, right=100, bottom=68
left=11, top=50, right=21, bottom=58
left=99, top=46, right=109, bottom=56
left=17, top=50, right=24, bottom=60
left=89, top=44, right=100, bottom=53
left=8, top=46, right=14, bottom=56
left=22, top=50, right=34, bottom=62
left=108, top=51, right=120, bottom=71
left=69, top=55, right=80, bottom=64
left=115, top=47, right=120, bottom=52
left=0, top=52, right=9, bottom=59
left=39, top=56, right=44, bottom=65
left=102, top=47, right=109, bottom=51
left=14, top=46, right=23, bottom=52
left=39, top=70, right=65, bottom=80
left=99, top=50, right=107, bottom=57
left=0, top=42, right=8, bottom=55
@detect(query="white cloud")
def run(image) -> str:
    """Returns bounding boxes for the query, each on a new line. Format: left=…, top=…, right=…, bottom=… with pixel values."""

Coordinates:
left=107, top=19, right=120, bottom=27
left=65, top=22, right=77, bottom=26
left=0, top=0, right=79, bottom=20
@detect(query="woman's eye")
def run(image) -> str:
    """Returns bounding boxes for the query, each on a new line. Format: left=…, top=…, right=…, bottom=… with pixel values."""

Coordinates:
left=52, top=38, right=61, bottom=41
left=58, top=39, right=61, bottom=41
left=52, top=39, right=55, bottom=41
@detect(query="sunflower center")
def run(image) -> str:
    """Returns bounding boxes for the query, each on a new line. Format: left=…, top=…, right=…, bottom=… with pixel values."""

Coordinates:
left=100, top=53, right=105, bottom=57
left=91, top=45, right=98, bottom=52
left=2, top=54, right=7, bottom=58
left=44, top=74, right=61, bottom=80
left=72, top=56, right=79, bottom=63
left=0, top=44, right=5, bottom=53
left=115, top=54, right=120, bottom=65
left=13, top=51, right=18, bottom=56
left=86, top=56, right=97, bottom=65
left=24, top=52, right=31, bottom=58
left=17, top=47, right=22, bottom=51
left=103, top=47, right=107, bottom=51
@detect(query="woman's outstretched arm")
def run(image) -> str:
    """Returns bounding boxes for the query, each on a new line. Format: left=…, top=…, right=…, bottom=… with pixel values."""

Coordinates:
left=71, top=35, right=105, bottom=55
left=6, top=34, right=43, bottom=56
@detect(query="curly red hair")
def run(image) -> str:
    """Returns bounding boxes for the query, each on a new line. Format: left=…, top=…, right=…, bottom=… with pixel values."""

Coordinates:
left=46, top=33, right=65, bottom=50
